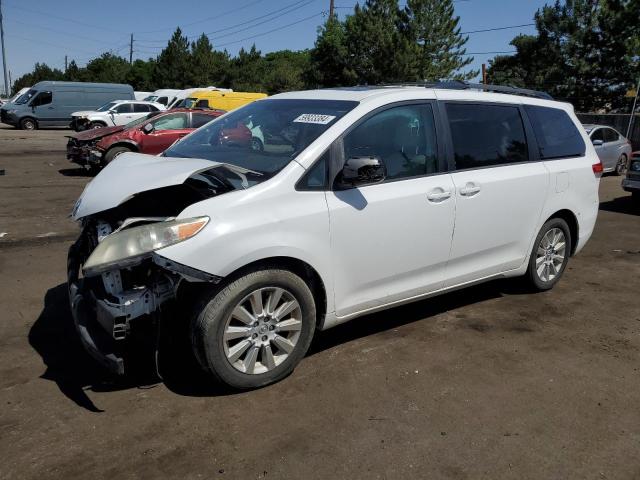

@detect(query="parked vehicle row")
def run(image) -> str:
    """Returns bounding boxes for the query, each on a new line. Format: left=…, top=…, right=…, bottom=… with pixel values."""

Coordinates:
left=67, top=108, right=224, bottom=168
left=0, top=82, right=266, bottom=130
left=68, top=83, right=601, bottom=389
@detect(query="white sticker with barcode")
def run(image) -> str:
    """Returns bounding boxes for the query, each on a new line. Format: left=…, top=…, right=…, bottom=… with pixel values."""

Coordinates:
left=293, top=113, right=336, bottom=125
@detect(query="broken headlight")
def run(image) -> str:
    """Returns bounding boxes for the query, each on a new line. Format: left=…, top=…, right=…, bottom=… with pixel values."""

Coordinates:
left=82, top=216, right=209, bottom=276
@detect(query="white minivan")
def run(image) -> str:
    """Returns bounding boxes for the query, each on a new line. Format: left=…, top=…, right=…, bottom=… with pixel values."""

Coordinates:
left=68, top=84, right=601, bottom=389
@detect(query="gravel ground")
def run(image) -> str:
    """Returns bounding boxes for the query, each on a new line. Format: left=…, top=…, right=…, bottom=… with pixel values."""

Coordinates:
left=1, top=124, right=639, bottom=480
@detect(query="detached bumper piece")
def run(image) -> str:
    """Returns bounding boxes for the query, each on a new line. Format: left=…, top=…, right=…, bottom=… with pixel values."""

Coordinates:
left=66, top=138, right=93, bottom=167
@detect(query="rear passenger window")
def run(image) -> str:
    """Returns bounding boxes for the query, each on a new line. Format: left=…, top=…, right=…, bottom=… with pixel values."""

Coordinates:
left=524, top=105, right=585, bottom=159
left=192, top=113, right=214, bottom=128
left=446, top=103, right=528, bottom=169
left=157, top=97, right=168, bottom=105
left=343, top=103, right=438, bottom=180
left=133, top=104, right=150, bottom=113
left=604, top=128, right=619, bottom=143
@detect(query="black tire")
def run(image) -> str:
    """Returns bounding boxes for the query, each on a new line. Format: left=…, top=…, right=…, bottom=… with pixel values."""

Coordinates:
left=615, top=154, right=627, bottom=176
left=191, top=268, right=316, bottom=389
left=524, top=218, right=572, bottom=291
left=19, top=117, right=37, bottom=130
left=90, top=121, right=107, bottom=129
left=632, top=191, right=640, bottom=202
left=104, top=146, right=132, bottom=165
left=250, top=137, right=264, bottom=152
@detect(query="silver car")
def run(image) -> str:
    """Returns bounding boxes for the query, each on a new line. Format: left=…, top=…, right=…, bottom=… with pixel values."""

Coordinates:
left=583, top=124, right=632, bottom=175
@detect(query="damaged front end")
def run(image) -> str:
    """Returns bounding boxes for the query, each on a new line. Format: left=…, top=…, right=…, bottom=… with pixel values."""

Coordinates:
left=67, top=155, right=243, bottom=375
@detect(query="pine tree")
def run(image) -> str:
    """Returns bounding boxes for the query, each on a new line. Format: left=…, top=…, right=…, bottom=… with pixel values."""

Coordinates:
left=404, top=0, right=477, bottom=81
left=310, top=16, right=356, bottom=87
left=154, top=28, right=191, bottom=88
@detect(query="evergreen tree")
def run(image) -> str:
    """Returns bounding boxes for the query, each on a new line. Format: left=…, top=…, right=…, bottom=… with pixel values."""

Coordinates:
left=310, top=16, right=356, bottom=87
left=487, top=0, right=640, bottom=111
left=344, top=0, right=411, bottom=84
left=154, top=28, right=191, bottom=88
left=404, top=0, right=477, bottom=81
left=83, top=53, right=130, bottom=84
left=190, top=34, right=225, bottom=87
left=229, top=45, right=266, bottom=92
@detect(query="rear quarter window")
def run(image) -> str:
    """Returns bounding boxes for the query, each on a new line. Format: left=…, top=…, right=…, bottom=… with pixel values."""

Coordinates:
left=524, top=105, right=585, bottom=159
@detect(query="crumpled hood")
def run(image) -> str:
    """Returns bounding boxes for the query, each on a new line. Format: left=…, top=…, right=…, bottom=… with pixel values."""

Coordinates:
left=67, top=125, right=124, bottom=142
left=72, top=152, right=217, bottom=220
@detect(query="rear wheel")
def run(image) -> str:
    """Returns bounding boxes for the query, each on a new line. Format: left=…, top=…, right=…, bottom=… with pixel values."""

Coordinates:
left=90, top=121, right=107, bottom=130
left=524, top=218, right=571, bottom=291
left=615, top=154, right=627, bottom=175
left=191, top=268, right=316, bottom=389
left=104, top=146, right=132, bottom=165
left=19, top=117, right=37, bottom=130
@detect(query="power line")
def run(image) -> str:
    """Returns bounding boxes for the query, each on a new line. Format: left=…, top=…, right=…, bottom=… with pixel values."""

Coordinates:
left=137, top=0, right=318, bottom=45
left=461, top=23, right=535, bottom=34
left=8, top=18, right=127, bottom=48
left=136, top=0, right=269, bottom=35
left=3, top=1, right=125, bottom=34
left=215, top=11, right=325, bottom=48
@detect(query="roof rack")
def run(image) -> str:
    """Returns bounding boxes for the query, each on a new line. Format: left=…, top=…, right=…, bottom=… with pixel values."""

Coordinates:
left=379, top=80, right=553, bottom=100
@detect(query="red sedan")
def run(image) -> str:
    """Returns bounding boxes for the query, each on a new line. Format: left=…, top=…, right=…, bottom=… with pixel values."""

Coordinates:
left=76, top=109, right=224, bottom=168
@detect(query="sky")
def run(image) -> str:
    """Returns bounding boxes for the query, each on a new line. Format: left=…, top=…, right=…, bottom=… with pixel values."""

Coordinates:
left=0, top=0, right=551, bottom=90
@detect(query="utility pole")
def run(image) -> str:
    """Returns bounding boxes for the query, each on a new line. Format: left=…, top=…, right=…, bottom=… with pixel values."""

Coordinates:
left=64, top=55, right=68, bottom=72
left=626, top=76, right=639, bottom=140
left=481, top=63, right=487, bottom=84
left=0, top=0, right=9, bottom=97
left=129, top=33, right=133, bottom=65
left=329, top=0, right=334, bottom=18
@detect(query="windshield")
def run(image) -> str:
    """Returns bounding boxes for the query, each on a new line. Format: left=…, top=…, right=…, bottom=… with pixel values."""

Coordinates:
left=15, top=89, right=37, bottom=104
left=144, top=95, right=159, bottom=102
left=164, top=99, right=358, bottom=178
left=96, top=102, right=117, bottom=112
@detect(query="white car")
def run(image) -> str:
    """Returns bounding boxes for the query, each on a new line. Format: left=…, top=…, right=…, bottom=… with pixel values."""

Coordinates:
left=70, top=100, right=165, bottom=131
left=68, top=84, right=601, bottom=389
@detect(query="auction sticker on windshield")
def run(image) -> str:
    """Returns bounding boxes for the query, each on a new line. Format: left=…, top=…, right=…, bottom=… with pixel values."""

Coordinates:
left=293, top=114, right=336, bottom=125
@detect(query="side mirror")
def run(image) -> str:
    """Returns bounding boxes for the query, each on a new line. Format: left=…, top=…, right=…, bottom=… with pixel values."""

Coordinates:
left=142, top=123, right=154, bottom=134
left=337, top=155, right=386, bottom=188
left=592, top=139, right=604, bottom=146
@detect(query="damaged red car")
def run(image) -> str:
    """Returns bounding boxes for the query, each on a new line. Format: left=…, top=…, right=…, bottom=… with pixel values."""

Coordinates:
left=67, top=109, right=224, bottom=169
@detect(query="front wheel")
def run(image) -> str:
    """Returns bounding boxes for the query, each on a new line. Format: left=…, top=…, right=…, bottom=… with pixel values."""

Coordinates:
left=524, top=218, right=571, bottom=291
left=191, top=268, right=316, bottom=389
left=103, top=146, right=131, bottom=165
left=19, top=117, right=37, bottom=130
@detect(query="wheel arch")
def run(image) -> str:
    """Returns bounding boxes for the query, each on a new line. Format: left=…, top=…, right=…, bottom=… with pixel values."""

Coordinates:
left=108, top=140, right=139, bottom=152
left=229, top=256, right=328, bottom=329
left=19, top=116, right=38, bottom=129
left=546, top=209, right=579, bottom=256
left=178, top=255, right=328, bottom=330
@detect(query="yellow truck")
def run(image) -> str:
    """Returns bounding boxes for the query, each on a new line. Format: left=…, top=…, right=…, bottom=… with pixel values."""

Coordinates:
left=181, top=89, right=267, bottom=112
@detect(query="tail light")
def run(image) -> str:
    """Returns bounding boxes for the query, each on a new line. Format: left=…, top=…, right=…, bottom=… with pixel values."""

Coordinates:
left=592, top=160, right=603, bottom=175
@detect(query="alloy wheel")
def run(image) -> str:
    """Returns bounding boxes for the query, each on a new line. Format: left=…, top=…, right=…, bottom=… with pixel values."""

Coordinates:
left=223, top=287, right=302, bottom=375
left=535, top=227, right=566, bottom=282
left=616, top=156, right=627, bottom=175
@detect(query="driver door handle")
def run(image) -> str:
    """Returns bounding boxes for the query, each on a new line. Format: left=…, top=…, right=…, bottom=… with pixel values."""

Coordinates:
left=427, top=190, right=452, bottom=202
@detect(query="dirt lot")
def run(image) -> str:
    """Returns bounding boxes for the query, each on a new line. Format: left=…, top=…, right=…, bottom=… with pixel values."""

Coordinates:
left=0, top=124, right=639, bottom=480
